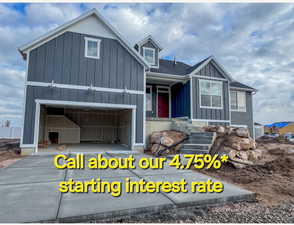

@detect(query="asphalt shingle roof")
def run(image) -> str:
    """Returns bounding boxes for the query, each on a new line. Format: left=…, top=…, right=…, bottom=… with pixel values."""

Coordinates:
left=150, top=59, right=191, bottom=75
left=230, top=81, right=255, bottom=90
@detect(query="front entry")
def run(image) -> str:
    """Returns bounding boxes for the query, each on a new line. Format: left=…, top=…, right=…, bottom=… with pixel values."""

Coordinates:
left=157, top=87, right=170, bottom=118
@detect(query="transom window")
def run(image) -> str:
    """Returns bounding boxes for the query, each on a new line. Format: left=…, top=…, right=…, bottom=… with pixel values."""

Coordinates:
left=85, top=37, right=101, bottom=59
left=143, top=47, right=155, bottom=65
left=146, top=86, right=152, bottom=111
left=199, top=79, right=223, bottom=109
left=230, top=91, right=246, bottom=112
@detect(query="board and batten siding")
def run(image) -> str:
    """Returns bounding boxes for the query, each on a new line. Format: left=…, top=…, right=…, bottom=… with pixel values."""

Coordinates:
left=230, top=91, right=254, bottom=136
left=27, top=31, right=144, bottom=91
left=139, top=40, right=159, bottom=68
left=197, top=60, right=225, bottom=79
left=22, top=86, right=144, bottom=145
left=171, top=81, right=191, bottom=118
left=192, top=77, right=230, bottom=120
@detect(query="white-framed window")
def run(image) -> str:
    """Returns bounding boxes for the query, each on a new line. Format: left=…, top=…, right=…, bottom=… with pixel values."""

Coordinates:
left=230, top=91, right=246, bottom=112
left=146, top=86, right=152, bottom=111
left=143, top=47, right=155, bottom=65
left=199, top=79, right=223, bottom=109
left=85, top=37, right=101, bottom=59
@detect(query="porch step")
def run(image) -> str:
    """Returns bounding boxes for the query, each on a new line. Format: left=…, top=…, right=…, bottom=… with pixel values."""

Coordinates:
left=182, top=144, right=209, bottom=150
left=180, top=148, right=210, bottom=154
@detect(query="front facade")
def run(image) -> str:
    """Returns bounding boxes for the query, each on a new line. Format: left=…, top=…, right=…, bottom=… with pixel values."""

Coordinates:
left=19, top=9, right=256, bottom=154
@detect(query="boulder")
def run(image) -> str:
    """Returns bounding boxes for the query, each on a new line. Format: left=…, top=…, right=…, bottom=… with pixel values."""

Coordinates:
left=234, top=127, right=250, bottom=138
left=149, top=130, right=187, bottom=155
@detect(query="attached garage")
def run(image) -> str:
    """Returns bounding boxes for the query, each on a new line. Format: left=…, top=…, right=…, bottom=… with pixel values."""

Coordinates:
left=37, top=101, right=135, bottom=153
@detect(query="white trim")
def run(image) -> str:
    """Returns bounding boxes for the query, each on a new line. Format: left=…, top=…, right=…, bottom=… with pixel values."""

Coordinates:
left=143, top=47, right=156, bottom=66
left=143, top=68, right=146, bottom=148
left=133, top=143, right=144, bottom=146
left=20, top=144, right=36, bottom=148
left=190, top=75, right=193, bottom=119
left=146, top=85, right=152, bottom=112
left=18, top=9, right=150, bottom=68
left=251, top=92, right=256, bottom=139
left=156, top=86, right=171, bottom=118
left=136, top=35, right=163, bottom=51
left=84, top=37, right=101, bottom=59
left=192, top=75, right=227, bottom=81
left=230, top=90, right=247, bottom=112
left=21, top=51, right=30, bottom=146
left=32, top=100, right=137, bottom=153
left=191, top=119, right=231, bottom=123
left=230, top=124, right=248, bottom=128
left=27, top=81, right=144, bottom=95
left=147, top=72, right=188, bottom=80
left=199, top=79, right=223, bottom=110
left=228, top=82, right=232, bottom=125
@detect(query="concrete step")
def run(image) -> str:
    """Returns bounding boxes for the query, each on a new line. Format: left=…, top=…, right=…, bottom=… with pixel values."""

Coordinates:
left=190, top=132, right=214, bottom=137
left=182, top=144, right=209, bottom=150
left=180, top=148, right=210, bottom=154
left=185, top=138, right=212, bottom=144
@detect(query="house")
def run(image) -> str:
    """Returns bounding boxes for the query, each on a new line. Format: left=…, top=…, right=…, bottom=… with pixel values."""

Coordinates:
left=254, top=122, right=264, bottom=138
left=265, top=122, right=294, bottom=135
left=19, top=9, right=256, bottom=155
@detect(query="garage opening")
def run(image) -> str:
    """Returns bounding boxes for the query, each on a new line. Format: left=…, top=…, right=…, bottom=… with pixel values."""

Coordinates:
left=37, top=105, right=133, bottom=153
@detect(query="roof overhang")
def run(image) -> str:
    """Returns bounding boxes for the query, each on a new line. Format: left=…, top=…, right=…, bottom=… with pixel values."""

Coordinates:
left=136, top=35, right=163, bottom=52
left=146, top=72, right=189, bottom=85
left=18, top=8, right=150, bottom=68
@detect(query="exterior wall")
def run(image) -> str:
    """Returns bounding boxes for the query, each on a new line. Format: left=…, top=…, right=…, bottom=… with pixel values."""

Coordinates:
left=145, top=119, right=173, bottom=147
left=171, top=81, right=190, bottom=118
left=197, top=61, right=226, bottom=79
left=231, top=91, right=254, bottom=136
left=139, top=39, right=159, bottom=68
left=192, top=77, right=230, bottom=121
left=27, top=31, right=144, bottom=91
left=22, top=86, right=144, bottom=145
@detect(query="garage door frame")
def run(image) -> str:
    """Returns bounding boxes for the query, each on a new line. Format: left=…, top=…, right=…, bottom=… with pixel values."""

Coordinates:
left=34, top=99, right=137, bottom=153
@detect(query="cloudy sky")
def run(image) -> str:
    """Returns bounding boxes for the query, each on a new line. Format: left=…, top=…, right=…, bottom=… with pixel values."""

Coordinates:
left=1, top=3, right=294, bottom=127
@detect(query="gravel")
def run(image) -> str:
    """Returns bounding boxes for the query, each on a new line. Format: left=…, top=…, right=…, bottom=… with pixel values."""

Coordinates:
left=92, top=201, right=294, bottom=223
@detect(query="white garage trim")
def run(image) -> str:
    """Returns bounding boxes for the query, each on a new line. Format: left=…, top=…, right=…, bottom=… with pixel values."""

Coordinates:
left=32, top=99, right=137, bottom=153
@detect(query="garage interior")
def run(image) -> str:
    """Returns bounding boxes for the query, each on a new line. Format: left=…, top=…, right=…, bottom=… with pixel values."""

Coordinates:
left=38, top=105, right=133, bottom=153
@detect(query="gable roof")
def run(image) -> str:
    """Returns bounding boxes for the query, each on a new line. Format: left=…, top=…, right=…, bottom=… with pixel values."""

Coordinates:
left=135, top=35, right=163, bottom=51
left=150, top=59, right=191, bottom=75
left=186, top=56, right=233, bottom=81
left=230, top=81, right=256, bottom=91
left=18, top=8, right=149, bottom=68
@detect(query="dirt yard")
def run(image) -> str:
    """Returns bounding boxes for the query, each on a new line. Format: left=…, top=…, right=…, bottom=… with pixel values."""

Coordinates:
left=0, top=138, right=23, bottom=168
left=201, top=141, right=294, bottom=205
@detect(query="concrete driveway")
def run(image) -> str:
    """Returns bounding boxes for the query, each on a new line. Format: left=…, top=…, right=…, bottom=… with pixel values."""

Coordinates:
left=0, top=153, right=255, bottom=222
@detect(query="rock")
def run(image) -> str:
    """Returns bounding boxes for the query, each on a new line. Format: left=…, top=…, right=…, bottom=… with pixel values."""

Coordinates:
left=234, top=127, right=250, bottom=138
left=248, top=149, right=263, bottom=161
left=149, top=130, right=187, bottom=155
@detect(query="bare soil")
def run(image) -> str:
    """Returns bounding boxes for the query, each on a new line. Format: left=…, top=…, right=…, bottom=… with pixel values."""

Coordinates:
left=0, top=138, right=23, bottom=168
left=201, top=142, right=294, bottom=205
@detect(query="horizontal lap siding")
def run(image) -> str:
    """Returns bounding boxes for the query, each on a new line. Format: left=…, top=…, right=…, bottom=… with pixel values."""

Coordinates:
left=192, top=77, right=230, bottom=121
left=27, top=31, right=144, bottom=91
left=231, top=92, right=254, bottom=136
left=23, top=88, right=144, bottom=145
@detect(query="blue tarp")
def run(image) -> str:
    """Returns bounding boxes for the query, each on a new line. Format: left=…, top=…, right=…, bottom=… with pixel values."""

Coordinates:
left=265, top=122, right=293, bottom=128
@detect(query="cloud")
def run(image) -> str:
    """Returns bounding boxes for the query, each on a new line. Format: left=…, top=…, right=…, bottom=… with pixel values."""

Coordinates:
left=0, top=3, right=294, bottom=126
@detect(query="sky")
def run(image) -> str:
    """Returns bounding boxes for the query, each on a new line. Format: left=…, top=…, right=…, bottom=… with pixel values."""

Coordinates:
left=0, top=3, right=294, bottom=127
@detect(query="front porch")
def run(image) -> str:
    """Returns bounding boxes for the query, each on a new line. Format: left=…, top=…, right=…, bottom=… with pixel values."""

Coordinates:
left=146, top=75, right=191, bottom=120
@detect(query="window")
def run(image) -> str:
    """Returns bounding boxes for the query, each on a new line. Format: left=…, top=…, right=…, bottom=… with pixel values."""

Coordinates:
left=85, top=37, right=101, bottom=59
left=199, top=79, right=223, bottom=109
left=146, top=86, right=152, bottom=111
left=230, top=91, right=246, bottom=112
left=143, top=47, right=155, bottom=65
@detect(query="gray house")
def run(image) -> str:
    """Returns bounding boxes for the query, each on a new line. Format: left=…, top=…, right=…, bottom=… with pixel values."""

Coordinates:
left=19, top=9, right=256, bottom=155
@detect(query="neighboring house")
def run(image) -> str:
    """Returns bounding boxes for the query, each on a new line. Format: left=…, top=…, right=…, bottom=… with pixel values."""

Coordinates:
left=265, top=122, right=294, bottom=135
left=254, top=122, right=264, bottom=138
left=19, top=9, right=257, bottom=155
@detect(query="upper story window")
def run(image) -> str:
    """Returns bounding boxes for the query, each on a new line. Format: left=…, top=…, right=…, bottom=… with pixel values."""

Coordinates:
left=146, top=86, right=152, bottom=111
left=85, top=37, right=101, bottom=59
left=230, top=91, right=246, bottom=112
left=199, top=79, right=223, bottom=109
left=143, top=47, right=155, bottom=65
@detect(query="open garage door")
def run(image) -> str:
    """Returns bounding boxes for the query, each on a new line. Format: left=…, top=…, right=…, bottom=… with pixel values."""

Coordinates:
left=37, top=104, right=134, bottom=153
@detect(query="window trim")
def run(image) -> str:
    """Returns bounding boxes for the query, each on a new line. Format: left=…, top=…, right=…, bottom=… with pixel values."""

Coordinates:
left=84, top=37, right=101, bottom=59
left=146, top=85, right=152, bottom=112
left=143, top=47, right=155, bottom=65
left=199, top=79, right=223, bottom=109
left=230, top=90, right=246, bottom=112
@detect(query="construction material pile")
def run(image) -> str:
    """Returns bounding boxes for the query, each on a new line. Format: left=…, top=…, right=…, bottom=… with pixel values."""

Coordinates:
left=204, top=126, right=261, bottom=168
left=149, top=130, right=187, bottom=156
